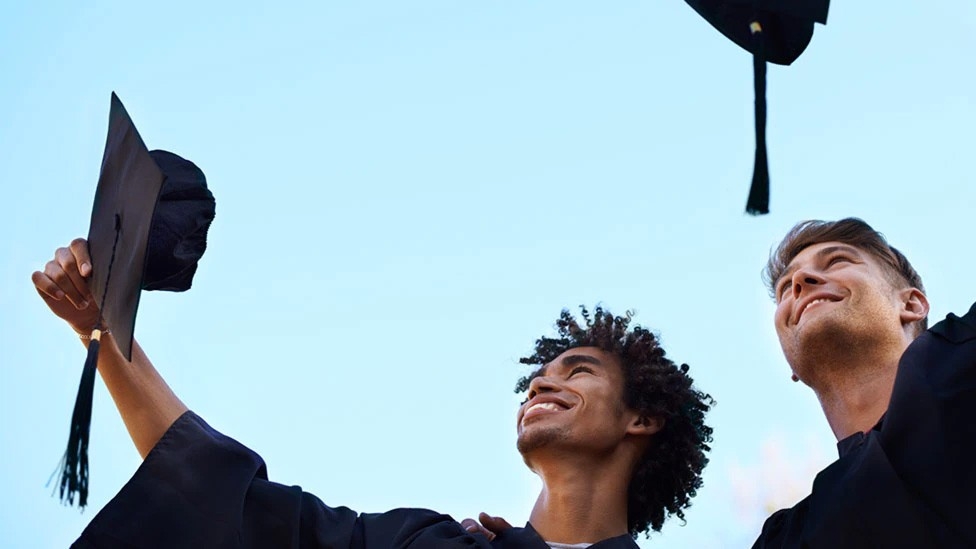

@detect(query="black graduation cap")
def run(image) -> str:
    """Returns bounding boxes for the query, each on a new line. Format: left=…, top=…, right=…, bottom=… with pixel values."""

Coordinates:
left=57, top=93, right=216, bottom=508
left=685, top=0, right=829, bottom=214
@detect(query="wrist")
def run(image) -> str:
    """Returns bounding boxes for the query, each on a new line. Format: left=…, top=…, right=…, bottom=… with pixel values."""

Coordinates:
left=74, top=327, right=111, bottom=340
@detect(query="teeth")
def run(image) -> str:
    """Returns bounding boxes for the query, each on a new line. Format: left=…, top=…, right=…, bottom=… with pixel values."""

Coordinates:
left=802, top=298, right=831, bottom=316
left=527, top=402, right=564, bottom=414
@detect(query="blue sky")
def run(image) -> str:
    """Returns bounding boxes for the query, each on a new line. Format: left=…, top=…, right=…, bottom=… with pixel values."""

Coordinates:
left=1, top=2, right=973, bottom=547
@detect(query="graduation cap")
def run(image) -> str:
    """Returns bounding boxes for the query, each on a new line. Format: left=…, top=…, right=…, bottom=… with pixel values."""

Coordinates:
left=57, top=93, right=216, bottom=508
left=685, top=0, right=829, bottom=214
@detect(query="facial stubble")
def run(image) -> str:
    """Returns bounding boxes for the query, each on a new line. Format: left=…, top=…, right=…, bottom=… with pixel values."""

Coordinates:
left=517, top=422, right=571, bottom=455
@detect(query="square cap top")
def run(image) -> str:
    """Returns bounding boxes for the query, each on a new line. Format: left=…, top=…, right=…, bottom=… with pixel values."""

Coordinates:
left=87, top=93, right=165, bottom=360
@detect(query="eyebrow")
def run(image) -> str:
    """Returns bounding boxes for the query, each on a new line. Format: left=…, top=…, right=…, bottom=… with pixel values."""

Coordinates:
left=538, top=353, right=604, bottom=377
left=561, top=354, right=604, bottom=367
left=776, top=244, right=863, bottom=292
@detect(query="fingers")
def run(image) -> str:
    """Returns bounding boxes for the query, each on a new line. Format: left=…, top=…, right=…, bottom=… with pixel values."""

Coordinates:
left=461, top=518, right=496, bottom=541
left=33, top=240, right=92, bottom=309
left=33, top=239, right=101, bottom=335
left=50, top=247, right=91, bottom=308
left=57, top=244, right=93, bottom=305
left=478, top=512, right=513, bottom=535
left=33, top=267, right=87, bottom=309
left=31, top=269, right=64, bottom=301
left=69, top=238, right=92, bottom=277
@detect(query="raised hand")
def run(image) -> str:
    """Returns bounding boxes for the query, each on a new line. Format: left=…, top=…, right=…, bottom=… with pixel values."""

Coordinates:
left=32, top=238, right=100, bottom=335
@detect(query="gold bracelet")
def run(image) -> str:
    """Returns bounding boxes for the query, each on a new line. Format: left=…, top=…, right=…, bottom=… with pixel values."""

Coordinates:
left=78, top=329, right=111, bottom=340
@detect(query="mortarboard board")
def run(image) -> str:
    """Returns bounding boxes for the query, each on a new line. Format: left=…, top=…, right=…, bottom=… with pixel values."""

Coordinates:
left=57, top=93, right=216, bottom=508
left=685, top=0, right=829, bottom=214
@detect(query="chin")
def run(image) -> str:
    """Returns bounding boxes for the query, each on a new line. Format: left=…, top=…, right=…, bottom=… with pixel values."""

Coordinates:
left=791, top=314, right=877, bottom=369
left=516, top=424, right=569, bottom=455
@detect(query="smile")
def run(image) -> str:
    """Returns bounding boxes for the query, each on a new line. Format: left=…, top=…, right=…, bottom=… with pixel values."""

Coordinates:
left=521, top=401, right=571, bottom=425
left=527, top=402, right=567, bottom=414
left=798, top=297, right=836, bottom=322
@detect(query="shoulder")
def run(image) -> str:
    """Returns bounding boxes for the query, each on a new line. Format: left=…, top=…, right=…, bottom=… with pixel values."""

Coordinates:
left=752, top=498, right=810, bottom=549
left=897, top=301, right=976, bottom=390
left=358, top=508, right=494, bottom=547
left=928, top=301, right=976, bottom=344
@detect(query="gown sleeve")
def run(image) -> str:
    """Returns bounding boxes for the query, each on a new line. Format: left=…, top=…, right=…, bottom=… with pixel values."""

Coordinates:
left=72, top=411, right=490, bottom=549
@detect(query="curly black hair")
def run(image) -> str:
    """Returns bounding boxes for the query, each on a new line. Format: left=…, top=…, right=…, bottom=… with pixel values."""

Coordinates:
left=516, top=306, right=714, bottom=538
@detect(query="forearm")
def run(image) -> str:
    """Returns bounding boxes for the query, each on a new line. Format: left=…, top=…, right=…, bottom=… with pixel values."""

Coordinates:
left=85, top=334, right=188, bottom=458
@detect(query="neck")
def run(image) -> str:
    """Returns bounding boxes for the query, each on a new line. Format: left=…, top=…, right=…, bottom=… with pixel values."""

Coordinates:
left=805, top=343, right=904, bottom=440
left=528, top=452, right=632, bottom=544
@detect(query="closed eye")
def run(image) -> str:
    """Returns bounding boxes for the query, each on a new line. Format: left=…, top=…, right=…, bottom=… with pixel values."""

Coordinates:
left=775, top=275, right=794, bottom=300
left=826, top=255, right=853, bottom=267
left=569, top=366, right=593, bottom=378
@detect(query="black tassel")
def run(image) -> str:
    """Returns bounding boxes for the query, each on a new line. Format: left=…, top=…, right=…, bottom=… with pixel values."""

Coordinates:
left=54, top=215, right=121, bottom=508
left=746, top=20, right=770, bottom=215
left=58, top=330, right=101, bottom=508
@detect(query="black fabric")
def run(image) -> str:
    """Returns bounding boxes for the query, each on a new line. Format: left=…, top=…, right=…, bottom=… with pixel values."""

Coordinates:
left=684, top=0, right=829, bottom=65
left=745, top=26, right=769, bottom=215
left=86, top=94, right=215, bottom=358
left=684, top=0, right=829, bottom=215
left=73, top=412, right=639, bottom=548
left=87, top=93, right=167, bottom=361
left=143, top=150, right=216, bottom=292
left=62, top=93, right=215, bottom=509
left=753, top=302, right=976, bottom=548
left=64, top=93, right=168, bottom=509
left=58, top=335, right=101, bottom=508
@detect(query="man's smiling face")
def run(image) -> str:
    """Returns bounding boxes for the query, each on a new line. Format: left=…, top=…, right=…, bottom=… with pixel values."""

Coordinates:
left=516, top=346, right=642, bottom=464
left=772, top=241, right=909, bottom=375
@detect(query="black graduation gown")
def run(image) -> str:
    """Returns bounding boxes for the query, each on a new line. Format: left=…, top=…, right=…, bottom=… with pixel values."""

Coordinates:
left=72, top=411, right=638, bottom=548
left=753, top=302, right=976, bottom=548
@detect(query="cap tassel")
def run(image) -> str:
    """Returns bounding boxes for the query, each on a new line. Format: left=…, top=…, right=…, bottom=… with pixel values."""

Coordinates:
left=57, top=330, right=101, bottom=508
left=55, top=213, right=122, bottom=509
left=746, top=20, right=770, bottom=215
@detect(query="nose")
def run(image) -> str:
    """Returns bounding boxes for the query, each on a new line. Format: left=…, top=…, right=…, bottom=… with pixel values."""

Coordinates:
left=791, top=267, right=824, bottom=299
left=527, top=374, right=558, bottom=401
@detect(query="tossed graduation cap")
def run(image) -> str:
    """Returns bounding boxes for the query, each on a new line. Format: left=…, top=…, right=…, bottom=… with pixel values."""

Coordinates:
left=57, top=92, right=215, bottom=508
left=685, top=0, right=829, bottom=214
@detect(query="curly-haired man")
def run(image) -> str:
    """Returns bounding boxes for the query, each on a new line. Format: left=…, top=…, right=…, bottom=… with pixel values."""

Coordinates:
left=509, top=307, right=713, bottom=542
left=35, top=238, right=713, bottom=548
left=754, top=218, right=976, bottom=548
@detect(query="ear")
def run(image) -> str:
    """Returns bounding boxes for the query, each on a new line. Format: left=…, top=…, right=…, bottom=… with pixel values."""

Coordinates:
left=899, top=288, right=929, bottom=326
left=627, top=415, right=664, bottom=437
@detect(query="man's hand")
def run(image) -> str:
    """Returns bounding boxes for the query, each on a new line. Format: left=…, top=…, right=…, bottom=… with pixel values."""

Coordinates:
left=31, top=238, right=100, bottom=335
left=461, top=512, right=513, bottom=541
